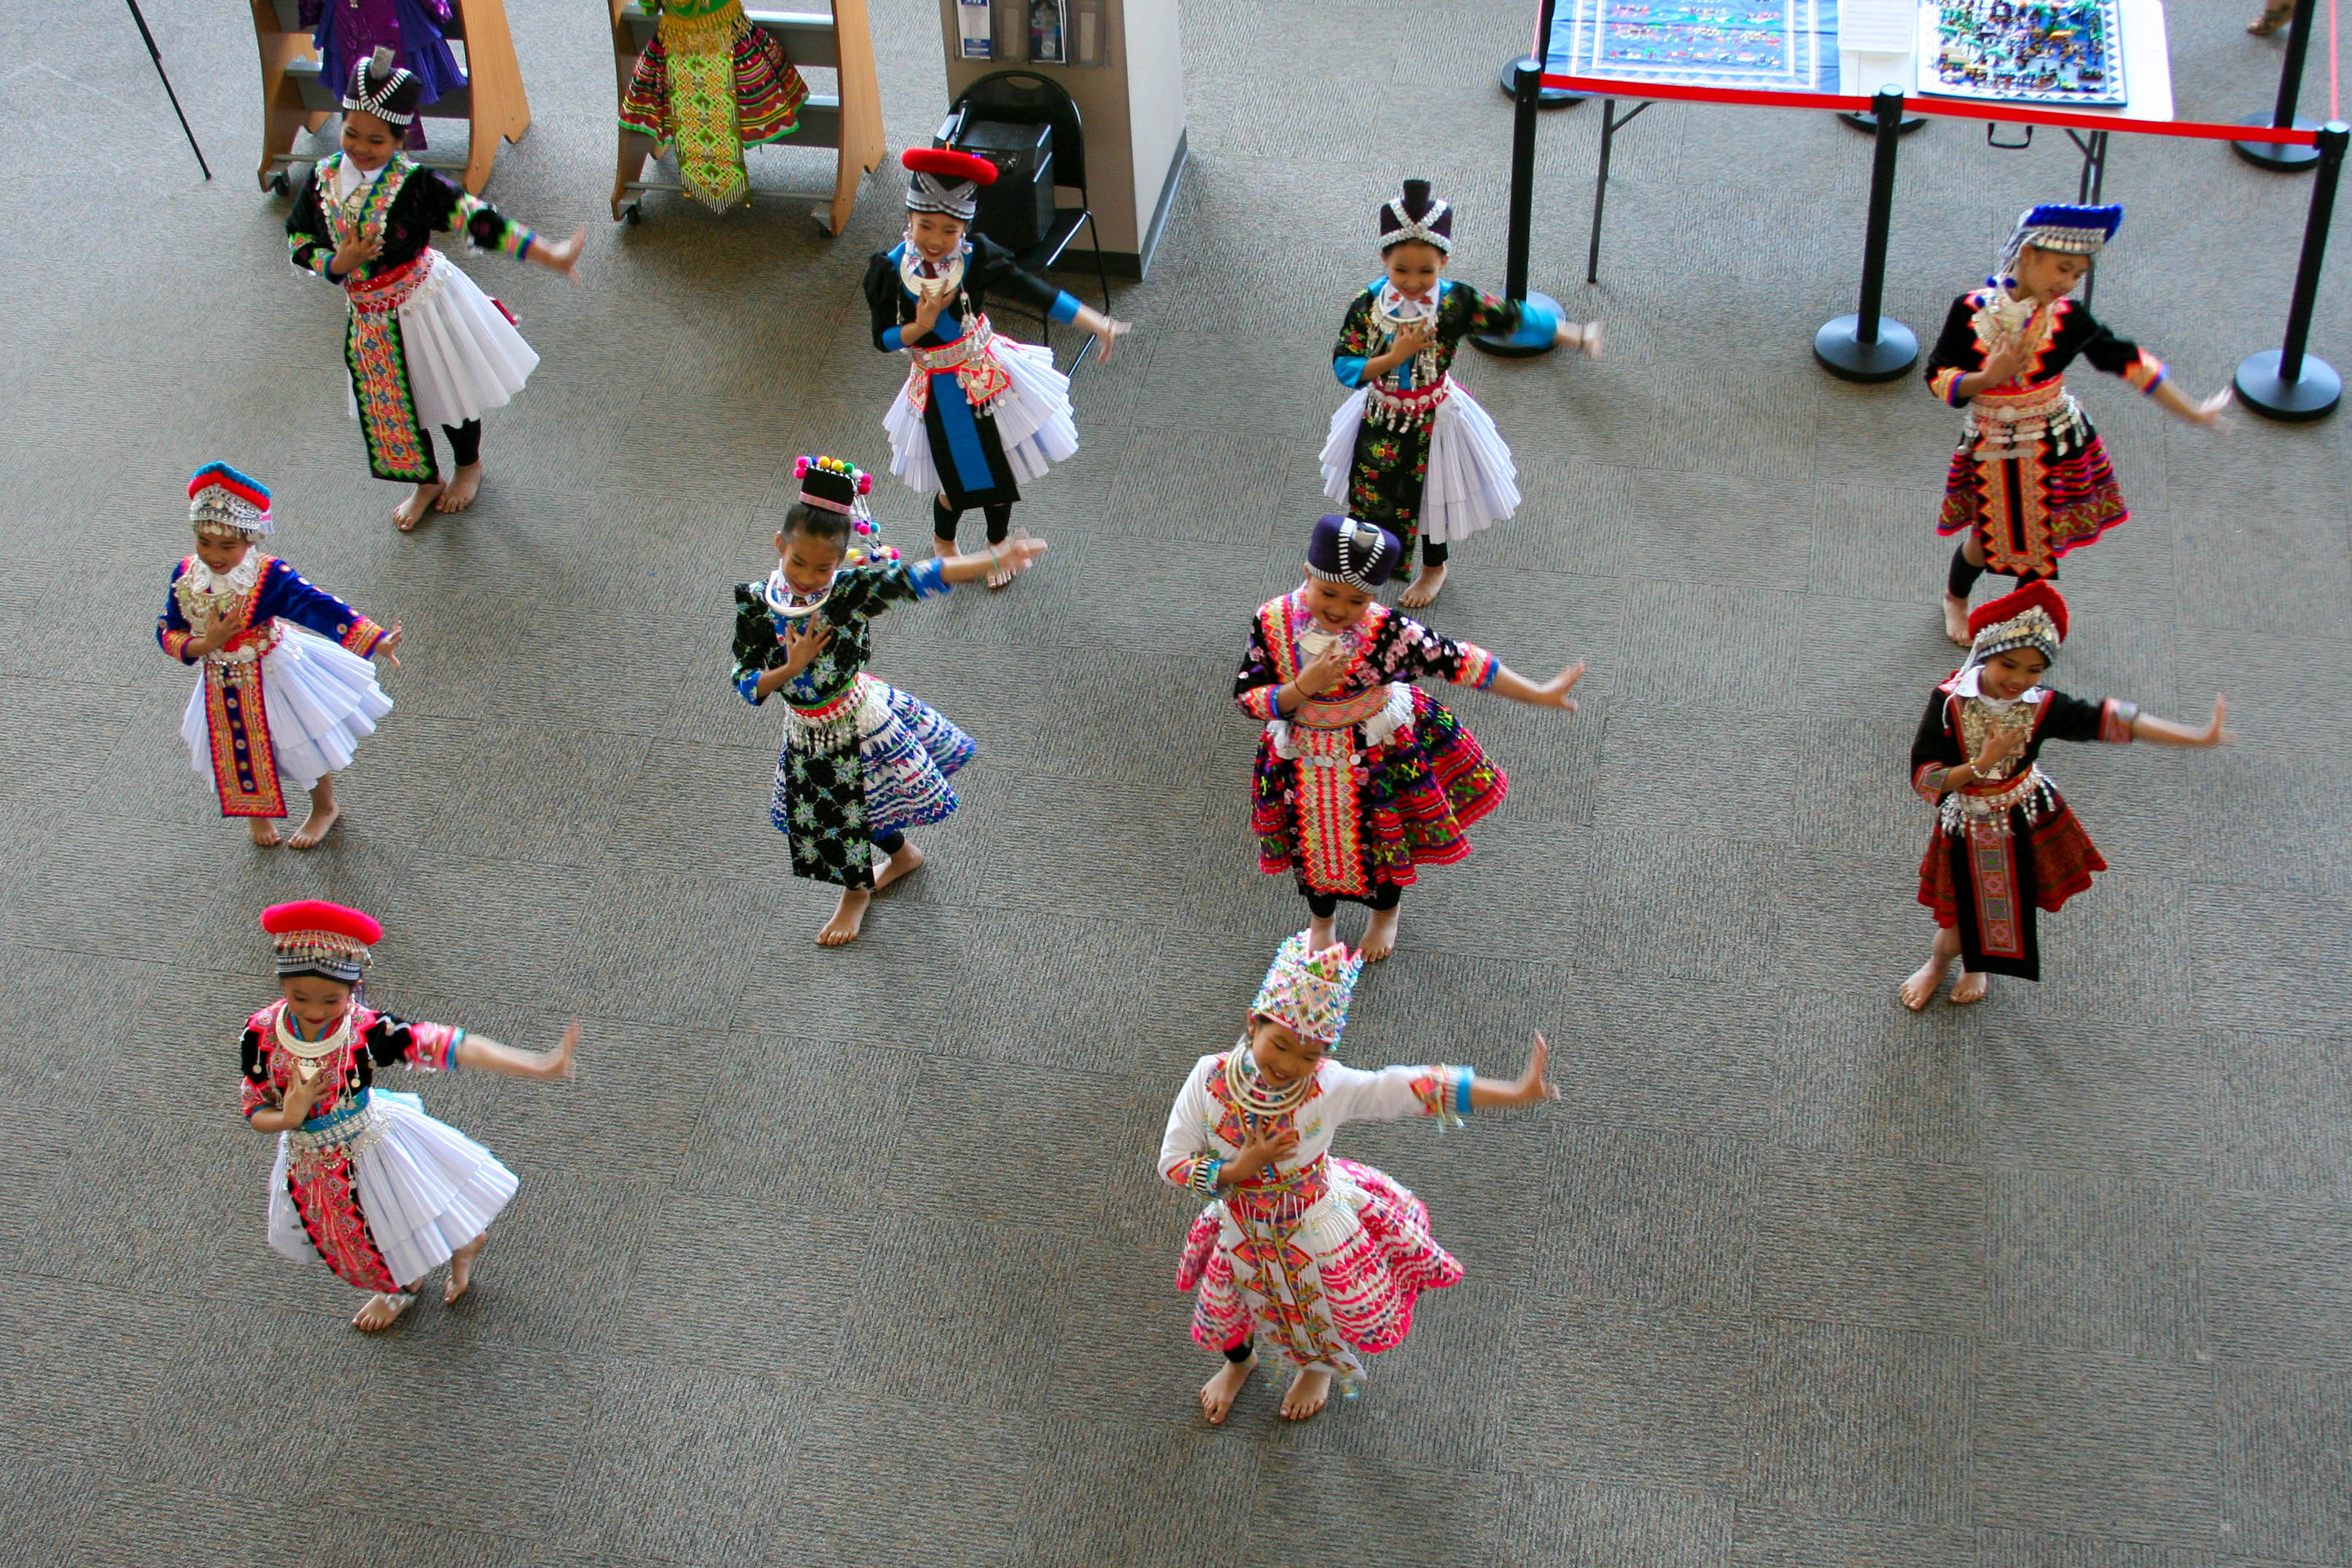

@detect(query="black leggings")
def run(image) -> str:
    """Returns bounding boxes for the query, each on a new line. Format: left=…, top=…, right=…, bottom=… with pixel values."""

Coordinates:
left=429, top=419, right=482, bottom=476
left=1420, top=537, right=1449, bottom=569
left=1225, top=1338, right=1253, bottom=1363
left=1305, top=884, right=1401, bottom=918
left=873, top=830, right=906, bottom=856
left=933, top=498, right=1013, bottom=546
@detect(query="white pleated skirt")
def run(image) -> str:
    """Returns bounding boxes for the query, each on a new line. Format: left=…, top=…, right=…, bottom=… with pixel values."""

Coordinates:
left=267, top=1091, right=518, bottom=1288
left=345, top=250, right=539, bottom=432
left=1318, top=381, right=1523, bottom=546
left=181, top=624, right=393, bottom=796
left=883, top=334, right=1080, bottom=496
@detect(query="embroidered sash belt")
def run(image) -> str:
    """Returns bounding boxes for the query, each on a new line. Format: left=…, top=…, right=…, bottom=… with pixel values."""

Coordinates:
left=205, top=620, right=283, bottom=668
left=902, top=316, right=1014, bottom=413
left=1964, top=379, right=2085, bottom=455
left=286, top=1088, right=386, bottom=1177
left=1938, top=764, right=2054, bottom=838
left=1267, top=683, right=1414, bottom=768
left=1225, top=1153, right=1332, bottom=1225
left=1363, top=375, right=1452, bottom=431
left=782, top=671, right=884, bottom=754
left=202, top=620, right=287, bottom=817
left=344, top=249, right=437, bottom=317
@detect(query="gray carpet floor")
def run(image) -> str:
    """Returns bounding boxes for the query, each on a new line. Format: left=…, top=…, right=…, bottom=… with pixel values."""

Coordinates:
left=3, top=0, right=2350, bottom=1561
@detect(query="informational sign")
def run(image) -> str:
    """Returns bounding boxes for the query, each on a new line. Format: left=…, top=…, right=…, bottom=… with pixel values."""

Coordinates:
left=959, top=0, right=992, bottom=59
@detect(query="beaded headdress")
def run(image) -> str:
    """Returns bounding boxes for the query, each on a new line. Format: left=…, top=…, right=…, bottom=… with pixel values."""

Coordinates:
left=1997, top=203, right=2122, bottom=281
left=1966, top=580, right=2069, bottom=668
left=188, top=461, right=274, bottom=538
left=770, top=456, right=899, bottom=617
left=903, top=147, right=997, bottom=222
left=262, top=900, right=382, bottom=985
left=344, top=47, right=423, bottom=126
left=1250, top=931, right=1364, bottom=1048
left=1306, top=514, right=1401, bottom=590
left=1379, top=179, right=1454, bottom=255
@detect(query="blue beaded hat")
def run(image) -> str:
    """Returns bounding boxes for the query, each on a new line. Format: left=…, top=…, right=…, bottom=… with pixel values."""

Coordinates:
left=1307, top=515, right=1402, bottom=589
left=1998, top=203, right=2122, bottom=280
left=188, top=461, right=273, bottom=537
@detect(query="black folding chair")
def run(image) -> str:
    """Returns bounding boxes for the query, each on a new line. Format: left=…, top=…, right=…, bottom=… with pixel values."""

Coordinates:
left=948, top=70, right=1114, bottom=373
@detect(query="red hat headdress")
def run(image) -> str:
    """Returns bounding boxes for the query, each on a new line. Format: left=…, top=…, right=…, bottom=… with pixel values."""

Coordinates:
left=903, top=147, right=997, bottom=222
left=1966, top=580, right=2069, bottom=667
left=261, top=900, right=382, bottom=983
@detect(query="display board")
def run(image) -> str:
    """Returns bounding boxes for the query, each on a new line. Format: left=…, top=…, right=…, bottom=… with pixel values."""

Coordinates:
left=1921, top=0, right=2125, bottom=105
left=1546, top=0, right=1844, bottom=93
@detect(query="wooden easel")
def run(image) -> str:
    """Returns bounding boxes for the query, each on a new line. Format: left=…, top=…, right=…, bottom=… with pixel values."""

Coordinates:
left=250, top=0, right=532, bottom=195
left=607, top=0, right=885, bottom=231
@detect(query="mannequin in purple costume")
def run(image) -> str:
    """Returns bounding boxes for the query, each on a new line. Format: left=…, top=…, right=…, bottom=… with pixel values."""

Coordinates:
left=301, top=0, right=465, bottom=149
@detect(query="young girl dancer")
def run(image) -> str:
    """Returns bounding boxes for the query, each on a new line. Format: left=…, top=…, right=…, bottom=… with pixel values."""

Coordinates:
left=1323, top=179, right=1600, bottom=609
left=1927, top=203, right=2228, bottom=644
left=158, top=464, right=402, bottom=849
left=618, top=0, right=809, bottom=210
left=732, top=456, right=1048, bottom=944
left=1237, top=515, right=1586, bottom=962
left=244, top=900, right=577, bottom=1330
left=1161, top=932, right=1559, bottom=1423
left=1901, top=582, right=2231, bottom=1010
left=285, top=50, right=585, bottom=530
left=864, top=148, right=1129, bottom=585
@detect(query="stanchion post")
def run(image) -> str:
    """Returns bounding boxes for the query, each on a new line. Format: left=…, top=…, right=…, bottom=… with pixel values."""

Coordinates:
left=1813, top=86, right=1918, bottom=383
left=1471, top=56, right=1565, bottom=358
left=2235, top=120, right=2345, bottom=421
left=2235, top=0, right=2323, bottom=171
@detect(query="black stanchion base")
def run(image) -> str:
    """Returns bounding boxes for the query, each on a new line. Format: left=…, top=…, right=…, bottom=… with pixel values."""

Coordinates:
left=1498, top=56, right=1585, bottom=106
left=1813, top=313, right=1919, bottom=382
left=1835, top=109, right=1927, bottom=134
left=1469, top=290, right=1565, bottom=358
left=2234, top=113, right=2324, bottom=170
left=2234, top=348, right=2342, bottom=421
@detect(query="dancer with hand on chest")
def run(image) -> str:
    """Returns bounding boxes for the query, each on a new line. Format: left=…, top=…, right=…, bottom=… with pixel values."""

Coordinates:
left=1927, top=203, right=2227, bottom=643
left=158, top=464, right=400, bottom=849
left=243, top=902, right=578, bottom=1331
left=1902, top=582, right=2232, bottom=1010
left=865, top=148, right=1130, bottom=585
left=1237, top=515, right=1586, bottom=962
left=1161, top=932, right=1559, bottom=1424
left=285, top=50, right=585, bottom=531
left=731, top=456, right=1047, bottom=945
left=1323, top=179, right=1599, bottom=609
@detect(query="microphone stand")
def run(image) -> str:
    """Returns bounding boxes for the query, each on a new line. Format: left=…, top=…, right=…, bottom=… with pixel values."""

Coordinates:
left=123, top=0, right=212, bottom=179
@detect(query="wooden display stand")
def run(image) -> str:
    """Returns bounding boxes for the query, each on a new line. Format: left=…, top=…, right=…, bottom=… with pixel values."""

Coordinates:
left=607, top=0, right=885, bottom=230
left=250, top=0, right=532, bottom=196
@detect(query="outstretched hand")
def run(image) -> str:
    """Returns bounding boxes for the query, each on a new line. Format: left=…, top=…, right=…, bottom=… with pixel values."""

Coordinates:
left=537, top=227, right=587, bottom=284
left=993, top=531, right=1049, bottom=580
left=2194, top=695, right=2233, bottom=746
left=2188, top=387, right=2234, bottom=429
left=375, top=623, right=404, bottom=667
left=1534, top=662, right=1586, bottom=711
left=1511, top=1033, right=1560, bottom=1107
left=539, top=1021, right=580, bottom=1082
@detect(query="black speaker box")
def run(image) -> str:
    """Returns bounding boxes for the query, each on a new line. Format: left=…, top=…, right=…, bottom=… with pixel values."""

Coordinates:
left=954, top=119, right=1056, bottom=254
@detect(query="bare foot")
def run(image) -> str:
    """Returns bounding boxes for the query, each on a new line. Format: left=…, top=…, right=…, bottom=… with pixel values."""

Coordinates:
left=289, top=803, right=340, bottom=849
left=872, top=843, right=926, bottom=892
left=1942, top=593, right=1973, bottom=647
left=1398, top=563, right=1446, bottom=609
left=351, top=1291, right=416, bottom=1331
left=1362, top=905, right=1401, bottom=962
left=818, top=888, right=873, bottom=945
left=1949, top=970, right=1989, bottom=1005
left=433, top=462, right=484, bottom=513
left=445, top=1233, right=487, bottom=1305
left=1899, top=954, right=1951, bottom=1012
left=394, top=484, right=443, bottom=531
left=1280, top=1365, right=1333, bottom=1421
left=1307, top=913, right=1336, bottom=953
left=247, top=817, right=282, bottom=846
left=1199, top=1354, right=1254, bottom=1425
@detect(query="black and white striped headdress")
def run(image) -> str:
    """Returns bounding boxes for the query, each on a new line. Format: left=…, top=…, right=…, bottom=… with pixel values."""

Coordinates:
left=343, top=47, right=422, bottom=126
left=1306, top=514, right=1402, bottom=589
